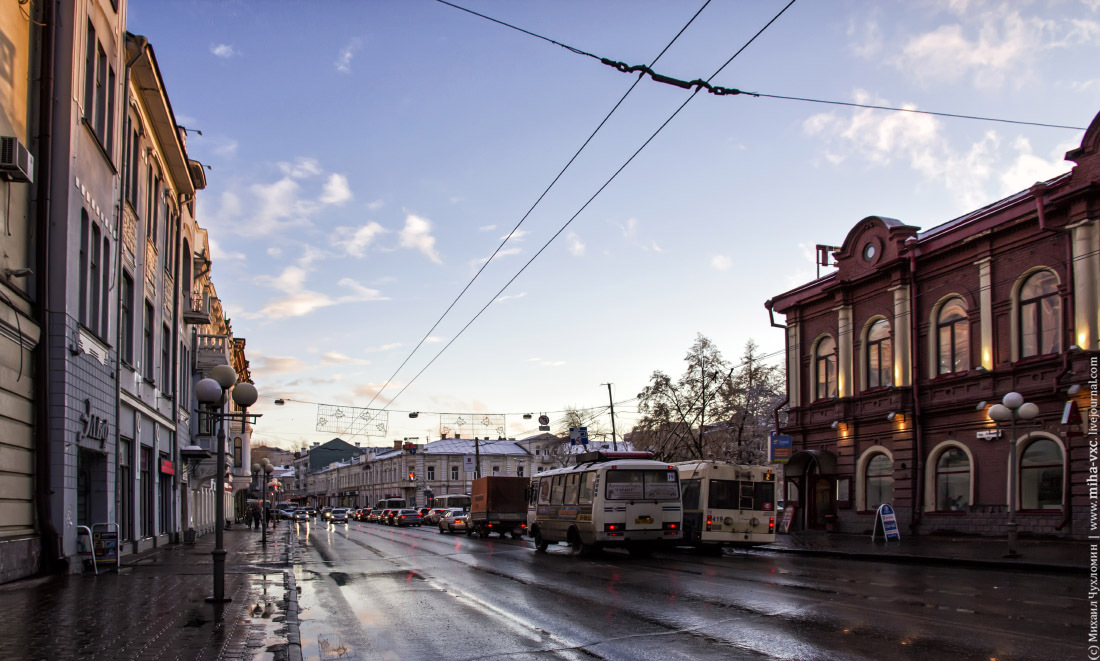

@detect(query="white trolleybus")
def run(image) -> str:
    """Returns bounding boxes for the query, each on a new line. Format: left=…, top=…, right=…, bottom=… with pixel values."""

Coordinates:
left=675, top=461, right=777, bottom=552
left=430, top=494, right=472, bottom=511
left=527, top=450, right=682, bottom=556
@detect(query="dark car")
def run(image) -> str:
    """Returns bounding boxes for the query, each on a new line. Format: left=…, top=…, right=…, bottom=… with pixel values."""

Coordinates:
left=393, top=509, right=422, bottom=527
left=418, top=507, right=432, bottom=519
left=422, top=508, right=449, bottom=525
left=378, top=508, right=394, bottom=525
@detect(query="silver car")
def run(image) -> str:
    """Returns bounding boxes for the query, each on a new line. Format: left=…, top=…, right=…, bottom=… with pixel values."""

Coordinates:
left=330, top=508, right=349, bottom=524
left=437, top=509, right=468, bottom=534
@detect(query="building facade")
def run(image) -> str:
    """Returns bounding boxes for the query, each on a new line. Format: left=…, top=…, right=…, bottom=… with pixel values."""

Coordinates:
left=766, top=108, right=1100, bottom=540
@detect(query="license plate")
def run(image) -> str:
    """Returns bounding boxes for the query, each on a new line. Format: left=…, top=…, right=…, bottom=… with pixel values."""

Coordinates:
left=635, top=516, right=653, bottom=524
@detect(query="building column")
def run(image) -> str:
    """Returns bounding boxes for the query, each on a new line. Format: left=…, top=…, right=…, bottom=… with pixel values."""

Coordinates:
left=975, top=257, right=994, bottom=369
left=787, top=321, right=801, bottom=408
left=1070, top=220, right=1099, bottom=351
left=890, top=284, right=911, bottom=387
left=837, top=305, right=853, bottom=398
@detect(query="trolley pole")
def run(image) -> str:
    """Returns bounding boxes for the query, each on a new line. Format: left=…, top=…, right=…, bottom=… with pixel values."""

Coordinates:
left=603, top=383, right=618, bottom=451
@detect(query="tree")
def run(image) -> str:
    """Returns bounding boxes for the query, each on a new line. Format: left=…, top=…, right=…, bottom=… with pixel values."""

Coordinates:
left=633, top=334, right=730, bottom=461
left=707, top=340, right=786, bottom=464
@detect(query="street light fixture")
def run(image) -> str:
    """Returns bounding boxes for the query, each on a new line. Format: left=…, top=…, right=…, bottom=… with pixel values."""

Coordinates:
left=196, top=364, right=260, bottom=604
left=987, top=391, right=1039, bottom=559
left=251, top=458, right=275, bottom=545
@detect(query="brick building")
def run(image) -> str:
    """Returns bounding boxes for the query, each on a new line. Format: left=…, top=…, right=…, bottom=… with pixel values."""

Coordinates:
left=765, top=108, right=1099, bottom=540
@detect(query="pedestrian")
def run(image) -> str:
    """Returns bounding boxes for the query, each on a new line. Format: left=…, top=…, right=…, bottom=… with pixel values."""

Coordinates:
left=253, top=507, right=262, bottom=529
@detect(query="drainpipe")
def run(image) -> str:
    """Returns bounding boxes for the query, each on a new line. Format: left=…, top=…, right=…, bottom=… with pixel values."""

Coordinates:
left=764, top=299, right=790, bottom=432
left=33, top=0, right=60, bottom=573
left=905, top=238, right=926, bottom=533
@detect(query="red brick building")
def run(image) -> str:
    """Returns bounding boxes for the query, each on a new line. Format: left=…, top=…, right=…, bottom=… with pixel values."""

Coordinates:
left=766, top=109, right=1099, bottom=540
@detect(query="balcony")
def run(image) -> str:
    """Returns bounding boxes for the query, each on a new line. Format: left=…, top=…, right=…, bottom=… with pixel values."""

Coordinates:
left=183, top=291, right=211, bottom=325
left=195, top=332, right=230, bottom=372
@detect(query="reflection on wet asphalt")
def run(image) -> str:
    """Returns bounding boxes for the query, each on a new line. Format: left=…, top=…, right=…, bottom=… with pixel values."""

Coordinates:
left=291, top=520, right=1082, bottom=660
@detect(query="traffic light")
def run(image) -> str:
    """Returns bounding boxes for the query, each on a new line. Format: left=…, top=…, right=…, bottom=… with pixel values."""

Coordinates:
left=408, top=472, right=415, bottom=481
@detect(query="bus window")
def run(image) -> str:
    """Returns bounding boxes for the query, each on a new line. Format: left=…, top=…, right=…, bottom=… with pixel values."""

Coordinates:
left=708, top=479, right=738, bottom=509
left=538, top=477, right=551, bottom=504
left=681, top=478, right=701, bottom=510
left=646, top=470, right=679, bottom=500
left=551, top=475, right=565, bottom=504
left=606, top=470, right=679, bottom=500
left=564, top=474, right=579, bottom=504
left=578, top=471, right=595, bottom=504
left=754, top=481, right=776, bottom=511
left=740, top=482, right=755, bottom=510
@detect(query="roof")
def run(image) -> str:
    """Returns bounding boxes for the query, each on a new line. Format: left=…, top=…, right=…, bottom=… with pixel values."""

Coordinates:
left=421, top=438, right=530, bottom=456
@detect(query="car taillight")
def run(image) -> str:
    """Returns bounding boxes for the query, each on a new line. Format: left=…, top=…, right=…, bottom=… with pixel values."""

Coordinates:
left=706, top=515, right=713, bottom=532
left=663, top=522, right=678, bottom=530
left=604, top=523, right=621, bottom=531
left=400, top=516, right=406, bottom=519
left=769, top=517, right=775, bottom=531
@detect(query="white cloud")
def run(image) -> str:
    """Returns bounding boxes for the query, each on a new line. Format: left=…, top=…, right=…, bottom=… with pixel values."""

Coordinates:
left=248, top=351, right=308, bottom=375
left=614, top=217, right=638, bottom=238
left=365, top=342, right=403, bottom=352
left=501, top=229, right=528, bottom=242
left=494, top=292, right=527, bottom=303
left=320, top=173, right=353, bottom=205
left=399, top=213, right=442, bottom=264
left=321, top=352, right=371, bottom=366
left=209, top=237, right=246, bottom=262
left=254, top=262, right=388, bottom=319
left=333, top=221, right=386, bottom=258
left=471, top=246, right=521, bottom=268
left=526, top=357, right=566, bottom=367
left=998, top=136, right=1076, bottom=194
left=212, top=137, right=238, bottom=158
left=211, top=44, right=235, bottom=58
left=367, top=199, right=385, bottom=211
left=479, top=224, right=497, bottom=231
left=711, top=255, right=732, bottom=271
left=277, top=158, right=322, bottom=179
left=335, top=38, right=362, bottom=74
left=267, top=247, right=283, bottom=258
left=424, top=336, right=445, bottom=343
left=566, top=232, right=585, bottom=257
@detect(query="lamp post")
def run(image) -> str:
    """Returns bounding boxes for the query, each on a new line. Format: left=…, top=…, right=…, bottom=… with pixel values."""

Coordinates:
left=252, top=458, right=274, bottom=545
left=196, top=364, right=260, bottom=604
left=987, top=392, right=1039, bottom=558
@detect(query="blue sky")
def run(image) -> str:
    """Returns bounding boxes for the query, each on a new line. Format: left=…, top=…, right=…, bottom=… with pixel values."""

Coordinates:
left=128, top=0, right=1100, bottom=450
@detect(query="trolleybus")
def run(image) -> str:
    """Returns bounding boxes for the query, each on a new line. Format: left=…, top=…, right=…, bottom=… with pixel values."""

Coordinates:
left=430, top=494, right=472, bottom=511
left=675, top=461, right=777, bottom=551
left=527, top=451, right=682, bottom=556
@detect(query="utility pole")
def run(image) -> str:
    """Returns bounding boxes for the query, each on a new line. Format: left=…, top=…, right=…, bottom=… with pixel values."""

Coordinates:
left=603, top=383, right=618, bottom=451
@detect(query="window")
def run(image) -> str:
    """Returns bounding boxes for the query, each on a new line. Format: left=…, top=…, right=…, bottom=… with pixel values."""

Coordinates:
left=89, top=222, right=101, bottom=332
left=161, top=324, right=172, bottom=394
left=164, top=210, right=177, bottom=274
left=140, top=446, right=153, bottom=537
left=937, top=298, right=969, bottom=374
left=1019, top=271, right=1061, bottom=358
left=178, top=342, right=190, bottom=402
left=865, top=319, right=892, bottom=389
left=450, top=465, right=458, bottom=481
left=551, top=475, right=565, bottom=504
left=78, top=212, right=109, bottom=338
left=563, top=474, right=579, bottom=504
left=578, top=472, right=595, bottom=503
left=537, top=477, right=551, bottom=504
left=79, top=212, right=89, bottom=324
left=605, top=470, right=680, bottom=500
left=233, top=437, right=242, bottom=468
left=517, top=465, right=524, bottom=477
left=427, top=465, right=435, bottom=481
left=935, top=448, right=970, bottom=511
left=143, top=300, right=155, bottom=381
left=1020, top=439, right=1063, bottom=510
left=101, top=235, right=110, bottom=335
left=815, top=336, right=837, bottom=400
left=82, top=21, right=115, bottom=156
left=492, top=465, right=500, bottom=475
left=865, top=453, right=893, bottom=510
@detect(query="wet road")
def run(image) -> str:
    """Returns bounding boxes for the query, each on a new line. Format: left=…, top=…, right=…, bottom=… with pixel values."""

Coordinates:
left=289, top=519, right=1081, bottom=660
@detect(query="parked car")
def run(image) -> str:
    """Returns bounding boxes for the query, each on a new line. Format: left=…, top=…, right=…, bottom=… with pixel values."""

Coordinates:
left=393, top=509, right=422, bottom=527
left=438, top=509, right=468, bottom=534
left=381, top=509, right=397, bottom=525
left=330, top=508, right=349, bottom=524
left=422, top=508, right=449, bottom=525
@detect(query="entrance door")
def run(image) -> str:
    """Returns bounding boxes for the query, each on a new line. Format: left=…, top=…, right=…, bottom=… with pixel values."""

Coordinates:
left=808, top=464, right=834, bottom=529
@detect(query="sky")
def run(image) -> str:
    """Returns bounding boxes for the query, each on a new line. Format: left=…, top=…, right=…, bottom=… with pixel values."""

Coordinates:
left=127, top=0, right=1100, bottom=451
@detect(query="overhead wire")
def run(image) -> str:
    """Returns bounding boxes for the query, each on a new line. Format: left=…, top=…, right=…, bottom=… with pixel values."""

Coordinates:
left=335, top=0, right=715, bottom=436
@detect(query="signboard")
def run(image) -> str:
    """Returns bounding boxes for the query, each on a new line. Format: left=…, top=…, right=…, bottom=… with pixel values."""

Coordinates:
left=872, top=503, right=901, bottom=541
left=159, top=459, right=175, bottom=475
left=769, top=432, right=792, bottom=463
left=569, top=426, right=589, bottom=446
left=92, top=523, right=118, bottom=566
left=538, top=414, right=549, bottom=426
left=976, top=429, right=1002, bottom=441
left=779, top=504, right=796, bottom=533
left=463, top=455, right=476, bottom=473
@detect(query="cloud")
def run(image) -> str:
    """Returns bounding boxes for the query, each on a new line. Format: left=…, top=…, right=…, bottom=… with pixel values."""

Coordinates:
left=479, top=224, right=497, bottom=231
left=526, top=357, right=566, bottom=367
left=209, top=237, right=245, bottom=262
left=424, top=336, right=445, bottom=343
left=267, top=247, right=283, bottom=258
left=399, top=213, right=442, bottom=264
left=320, top=173, right=353, bottom=205
left=351, top=384, right=393, bottom=405
left=211, top=137, right=238, bottom=158
left=614, top=217, right=638, bottom=238
left=277, top=158, right=323, bottom=179
left=254, top=262, right=389, bottom=319
left=471, top=246, right=521, bottom=268
left=321, top=352, right=371, bottom=366
left=211, top=44, right=235, bottom=58
left=333, top=221, right=386, bottom=257
left=711, top=255, right=732, bottom=271
left=367, top=199, right=385, bottom=211
left=335, top=38, right=362, bottom=74
left=566, top=232, right=585, bottom=257
left=365, top=342, right=403, bottom=352
left=248, top=352, right=308, bottom=375
left=494, top=292, right=527, bottom=303
left=501, top=229, right=528, bottom=242
left=998, top=136, right=1078, bottom=195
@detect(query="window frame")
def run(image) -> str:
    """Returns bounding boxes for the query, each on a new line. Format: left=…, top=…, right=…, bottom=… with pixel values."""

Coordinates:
left=936, top=297, right=969, bottom=375
left=934, top=447, right=971, bottom=512
left=1018, top=270, right=1061, bottom=359
left=814, top=335, right=837, bottom=401
left=865, top=318, right=892, bottom=390
left=1018, top=437, right=1064, bottom=511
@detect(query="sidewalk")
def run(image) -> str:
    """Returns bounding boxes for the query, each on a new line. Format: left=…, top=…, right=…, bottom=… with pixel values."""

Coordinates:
left=764, top=530, right=1089, bottom=573
left=0, top=522, right=302, bottom=661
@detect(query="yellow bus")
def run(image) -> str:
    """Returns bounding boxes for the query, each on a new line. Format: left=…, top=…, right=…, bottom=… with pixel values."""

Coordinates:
left=675, top=461, right=777, bottom=552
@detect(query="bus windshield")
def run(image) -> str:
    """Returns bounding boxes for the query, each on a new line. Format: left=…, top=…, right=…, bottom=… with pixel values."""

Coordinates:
left=605, top=469, right=679, bottom=500
left=708, top=479, right=775, bottom=510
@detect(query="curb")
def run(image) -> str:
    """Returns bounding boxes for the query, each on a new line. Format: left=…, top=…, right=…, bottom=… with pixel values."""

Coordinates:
left=763, top=545, right=1088, bottom=574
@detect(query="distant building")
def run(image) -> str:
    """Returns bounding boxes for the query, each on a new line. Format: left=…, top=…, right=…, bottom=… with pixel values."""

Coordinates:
left=765, top=108, right=1099, bottom=539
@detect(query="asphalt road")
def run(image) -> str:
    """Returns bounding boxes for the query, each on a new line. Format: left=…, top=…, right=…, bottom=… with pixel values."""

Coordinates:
left=288, top=518, right=1082, bottom=660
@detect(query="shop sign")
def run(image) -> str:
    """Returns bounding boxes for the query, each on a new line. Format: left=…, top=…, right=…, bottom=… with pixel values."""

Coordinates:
left=769, top=432, right=792, bottom=463
left=79, top=399, right=109, bottom=445
left=159, top=459, right=175, bottom=475
left=872, top=503, right=901, bottom=541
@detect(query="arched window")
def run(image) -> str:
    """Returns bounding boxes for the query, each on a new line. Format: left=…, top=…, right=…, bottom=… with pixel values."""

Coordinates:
left=1020, top=439, right=1063, bottom=510
left=865, top=453, right=893, bottom=510
left=233, top=436, right=243, bottom=468
left=1019, top=271, right=1061, bottom=358
left=866, top=319, right=892, bottom=389
left=181, top=238, right=192, bottom=301
left=815, top=336, right=837, bottom=400
left=935, top=448, right=970, bottom=511
left=937, top=298, right=969, bottom=374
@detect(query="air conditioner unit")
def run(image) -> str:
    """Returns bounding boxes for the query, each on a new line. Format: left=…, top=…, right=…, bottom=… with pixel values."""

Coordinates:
left=0, top=136, right=33, bottom=184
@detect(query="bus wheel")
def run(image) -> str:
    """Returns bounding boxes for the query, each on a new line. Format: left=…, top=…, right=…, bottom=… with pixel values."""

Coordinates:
left=567, top=529, right=586, bottom=556
left=533, top=529, right=549, bottom=552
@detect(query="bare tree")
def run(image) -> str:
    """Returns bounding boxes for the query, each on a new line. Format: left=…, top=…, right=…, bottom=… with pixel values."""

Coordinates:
left=633, top=334, right=730, bottom=461
left=708, top=340, right=786, bottom=464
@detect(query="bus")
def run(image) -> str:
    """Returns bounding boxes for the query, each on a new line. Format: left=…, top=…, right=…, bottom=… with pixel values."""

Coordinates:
left=527, top=451, right=682, bottom=556
left=675, top=461, right=777, bottom=551
left=430, top=494, right=472, bottom=511
left=373, top=497, right=406, bottom=511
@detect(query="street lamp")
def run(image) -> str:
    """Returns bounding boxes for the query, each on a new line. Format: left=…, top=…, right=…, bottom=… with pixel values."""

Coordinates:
left=196, top=364, right=260, bottom=604
left=252, top=458, right=274, bottom=545
left=987, top=391, right=1039, bottom=558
